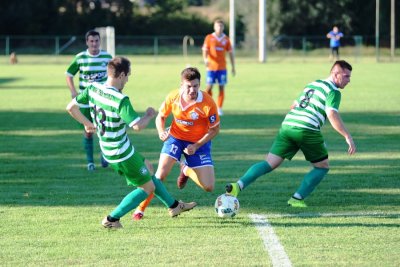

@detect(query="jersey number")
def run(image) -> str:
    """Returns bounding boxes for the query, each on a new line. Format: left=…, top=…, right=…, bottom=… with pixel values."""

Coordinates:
left=299, top=89, right=315, bottom=108
left=93, top=105, right=106, bottom=136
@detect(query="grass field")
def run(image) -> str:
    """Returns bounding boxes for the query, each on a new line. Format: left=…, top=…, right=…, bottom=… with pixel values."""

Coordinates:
left=0, top=55, right=399, bottom=266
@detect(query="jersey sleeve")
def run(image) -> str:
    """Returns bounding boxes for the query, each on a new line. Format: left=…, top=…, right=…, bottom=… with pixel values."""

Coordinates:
left=66, top=56, right=79, bottom=76
left=119, top=97, right=140, bottom=126
left=202, top=35, right=211, bottom=51
left=75, top=86, right=89, bottom=106
left=225, top=37, right=233, bottom=52
left=159, top=90, right=177, bottom=117
left=205, top=94, right=220, bottom=128
left=326, top=90, right=341, bottom=111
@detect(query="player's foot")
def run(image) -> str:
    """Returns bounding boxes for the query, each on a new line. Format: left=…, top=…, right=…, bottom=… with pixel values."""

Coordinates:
left=100, top=155, right=109, bottom=168
left=218, top=108, right=224, bottom=116
left=132, top=211, right=144, bottom=221
left=287, top=197, right=307, bottom=208
left=168, top=201, right=197, bottom=217
left=225, top=183, right=240, bottom=197
left=101, top=216, right=123, bottom=229
left=177, top=164, right=189, bottom=189
left=87, top=163, right=95, bottom=171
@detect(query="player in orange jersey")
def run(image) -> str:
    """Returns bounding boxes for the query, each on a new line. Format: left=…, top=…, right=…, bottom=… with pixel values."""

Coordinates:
left=202, top=19, right=236, bottom=116
left=132, top=67, right=220, bottom=220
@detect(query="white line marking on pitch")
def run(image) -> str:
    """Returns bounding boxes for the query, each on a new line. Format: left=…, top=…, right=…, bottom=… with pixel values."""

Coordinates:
left=249, top=214, right=292, bottom=267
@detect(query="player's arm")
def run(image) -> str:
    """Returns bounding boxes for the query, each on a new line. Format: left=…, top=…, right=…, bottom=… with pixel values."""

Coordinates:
left=155, top=113, right=170, bottom=141
left=202, top=49, right=209, bottom=67
left=66, top=75, right=78, bottom=98
left=131, top=107, right=157, bottom=131
left=66, top=99, right=95, bottom=133
left=184, top=124, right=220, bottom=155
left=326, top=109, right=356, bottom=155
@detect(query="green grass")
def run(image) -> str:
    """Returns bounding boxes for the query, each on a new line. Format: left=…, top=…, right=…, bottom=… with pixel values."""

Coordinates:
left=0, top=56, right=399, bottom=266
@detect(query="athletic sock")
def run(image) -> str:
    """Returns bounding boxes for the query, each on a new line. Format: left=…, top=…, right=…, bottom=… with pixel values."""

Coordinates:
left=240, top=161, right=272, bottom=189
left=152, top=176, right=175, bottom=208
left=136, top=193, right=155, bottom=213
left=83, top=136, right=94, bottom=163
left=296, top=167, right=329, bottom=198
left=110, top=188, right=148, bottom=219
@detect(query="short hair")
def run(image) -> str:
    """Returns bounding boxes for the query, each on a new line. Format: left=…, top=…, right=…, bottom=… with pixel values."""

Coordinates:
left=181, top=67, right=201, bottom=81
left=331, top=60, right=352, bottom=72
left=214, top=19, right=224, bottom=25
left=85, top=30, right=100, bottom=41
left=107, top=57, right=131, bottom=78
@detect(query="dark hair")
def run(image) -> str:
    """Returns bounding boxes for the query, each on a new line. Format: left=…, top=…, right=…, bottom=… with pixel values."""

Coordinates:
left=85, top=30, right=100, bottom=41
left=181, top=67, right=201, bottom=81
left=107, top=57, right=131, bottom=78
left=331, top=60, right=352, bottom=72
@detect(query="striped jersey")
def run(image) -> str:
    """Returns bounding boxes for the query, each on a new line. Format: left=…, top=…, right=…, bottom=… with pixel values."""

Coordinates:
left=75, top=82, right=140, bottom=163
left=202, top=33, right=232, bottom=71
left=66, top=49, right=112, bottom=92
left=282, top=79, right=341, bottom=131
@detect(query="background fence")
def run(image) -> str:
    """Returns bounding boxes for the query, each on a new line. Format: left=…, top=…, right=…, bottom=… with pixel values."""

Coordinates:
left=0, top=35, right=398, bottom=61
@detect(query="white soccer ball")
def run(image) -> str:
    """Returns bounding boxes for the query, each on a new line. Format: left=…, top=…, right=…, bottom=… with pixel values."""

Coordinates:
left=214, top=193, right=240, bottom=218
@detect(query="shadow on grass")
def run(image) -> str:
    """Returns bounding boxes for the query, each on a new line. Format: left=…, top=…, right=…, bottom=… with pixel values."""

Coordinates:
left=0, top=110, right=399, bottom=213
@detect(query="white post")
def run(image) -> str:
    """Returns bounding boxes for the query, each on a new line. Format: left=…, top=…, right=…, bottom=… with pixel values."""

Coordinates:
left=390, top=0, right=395, bottom=59
left=259, top=0, right=266, bottom=63
left=229, top=0, right=235, bottom=51
left=376, top=0, right=380, bottom=62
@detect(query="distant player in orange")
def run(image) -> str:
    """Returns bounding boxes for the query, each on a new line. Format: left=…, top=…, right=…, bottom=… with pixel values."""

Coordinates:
left=132, top=67, right=220, bottom=220
left=203, top=19, right=236, bottom=116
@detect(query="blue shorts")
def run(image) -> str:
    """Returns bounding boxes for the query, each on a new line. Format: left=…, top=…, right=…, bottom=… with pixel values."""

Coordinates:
left=161, top=136, right=213, bottom=168
left=206, top=70, right=227, bottom=86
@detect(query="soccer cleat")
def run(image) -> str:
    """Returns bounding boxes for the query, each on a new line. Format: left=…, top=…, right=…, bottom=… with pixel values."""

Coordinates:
left=168, top=201, right=197, bottom=217
left=87, top=163, right=95, bottom=171
left=287, top=197, right=308, bottom=208
left=177, top=164, right=189, bottom=189
left=101, top=217, right=123, bottom=229
left=132, top=211, right=144, bottom=221
left=100, top=155, right=109, bottom=168
left=225, top=183, right=240, bottom=197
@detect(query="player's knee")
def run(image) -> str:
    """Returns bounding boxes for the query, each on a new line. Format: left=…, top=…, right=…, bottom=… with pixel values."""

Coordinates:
left=203, top=183, right=214, bottom=192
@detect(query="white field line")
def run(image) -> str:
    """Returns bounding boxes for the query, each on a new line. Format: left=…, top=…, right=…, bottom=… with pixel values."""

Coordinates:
left=249, top=214, right=293, bottom=267
left=249, top=211, right=399, bottom=267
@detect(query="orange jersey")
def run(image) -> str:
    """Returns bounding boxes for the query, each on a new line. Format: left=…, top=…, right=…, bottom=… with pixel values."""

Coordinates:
left=202, top=33, right=232, bottom=71
left=159, top=90, right=220, bottom=143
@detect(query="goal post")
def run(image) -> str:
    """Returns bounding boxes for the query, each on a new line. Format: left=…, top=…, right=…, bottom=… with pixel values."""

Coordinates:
left=95, top=26, right=115, bottom=57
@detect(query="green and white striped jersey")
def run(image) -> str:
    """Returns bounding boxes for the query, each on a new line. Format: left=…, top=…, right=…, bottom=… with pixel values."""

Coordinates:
left=66, top=49, right=112, bottom=93
left=75, top=82, right=141, bottom=163
left=282, top=79, right=341, bottom=131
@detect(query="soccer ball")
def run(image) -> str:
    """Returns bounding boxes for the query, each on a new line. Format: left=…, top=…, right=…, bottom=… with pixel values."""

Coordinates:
left=214, top=193, right=240, bottom=218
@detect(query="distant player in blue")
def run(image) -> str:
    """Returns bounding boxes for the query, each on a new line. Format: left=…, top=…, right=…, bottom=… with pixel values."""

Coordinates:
left=327, top=26, right=343, bottom=60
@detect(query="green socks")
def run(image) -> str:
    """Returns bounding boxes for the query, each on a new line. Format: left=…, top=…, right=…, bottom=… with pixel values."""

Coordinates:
left=152, top=176, right=175, bottom=208
left=240, top=161, right=272, bottom=189
left=83, top=136, right=93, bottom=163
left=110, top=188, right=148, bottom=219
left=296, top=167, right=329, bottom=198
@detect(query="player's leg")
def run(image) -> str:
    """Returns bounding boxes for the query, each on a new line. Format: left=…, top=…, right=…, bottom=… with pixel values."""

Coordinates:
left=134, top=137, right=183, bottom=219
left=226, top=126, right=296, bottom=197
left=216, top=70, right=227, bottom=115
left=288, top=130, right=329, bottom=207
left=81, top=107, right=95, bottom=170
left=186, top=166, right=215, bottom=192
left=132, top=159, right=155, bottom=220
left=205, top=70, right=216, bottom=96
left=103, top=154, right=153, bottom=228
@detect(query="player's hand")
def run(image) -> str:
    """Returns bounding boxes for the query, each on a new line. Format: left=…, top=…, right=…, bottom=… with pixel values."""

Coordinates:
left=159, top=127, right=170, bottom=142
left=145, top=107, right=157, bottom=118
left=183, top=144, right=198, bottom=155
left=84, top=122, right=96, bottom=134
left=346, top=136, right=356, bottom=155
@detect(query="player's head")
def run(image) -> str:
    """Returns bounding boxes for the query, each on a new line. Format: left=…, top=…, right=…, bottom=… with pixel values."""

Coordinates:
left=330, top=60, right=352, bottom=89
left=180, top=67, right=201, bottom=101
left=213, top=19, right=225, bottom=35
left=107, top=57, right=131, bottom=91
left=85, top=30, right=101, bottom=55
left=333, top=26, right=339, bottom=33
